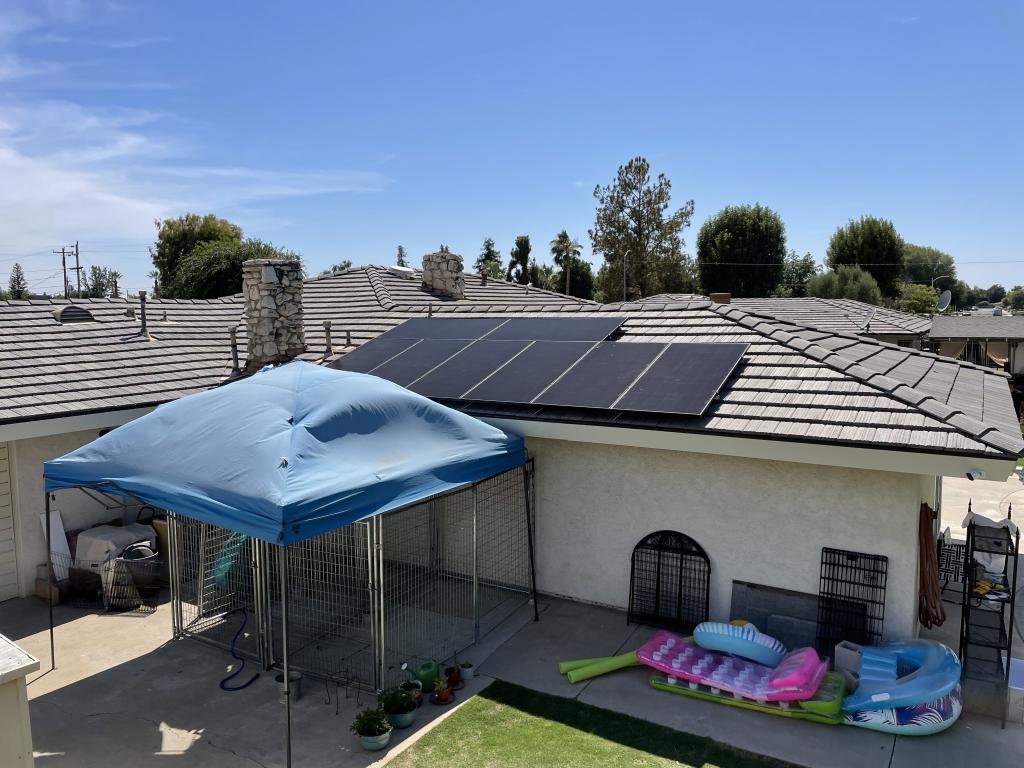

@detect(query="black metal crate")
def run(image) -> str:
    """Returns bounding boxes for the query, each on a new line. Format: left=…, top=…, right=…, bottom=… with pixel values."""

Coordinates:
left=628, top=530, right=710, bottom=632
left=815, top=547, right=887, bottom=657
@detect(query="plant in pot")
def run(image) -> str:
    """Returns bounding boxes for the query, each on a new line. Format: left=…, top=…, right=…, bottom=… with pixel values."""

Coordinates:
left=351, top=707, right=393, bottom=752
left=432, top=676, right=453, bottom=705
left=459, top=658, right=475, bottom=680
left=380, top=688, right=416, bottom=729
left=444, top=659, right=462, bottom=689
left=400, top=679, right=423, bottom=707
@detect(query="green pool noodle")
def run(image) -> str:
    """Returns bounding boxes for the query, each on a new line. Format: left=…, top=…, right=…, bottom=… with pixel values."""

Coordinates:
left=566, top=652, right=641, bottom=683
left=558, top=657, right=618, bottom=675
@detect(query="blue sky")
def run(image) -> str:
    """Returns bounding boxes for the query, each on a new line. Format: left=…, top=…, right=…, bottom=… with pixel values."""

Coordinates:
left=0, top=1, right=1020, bottom=296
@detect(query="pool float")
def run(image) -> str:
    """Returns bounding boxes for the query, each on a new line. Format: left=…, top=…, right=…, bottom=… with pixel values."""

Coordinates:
left=693, top=621, right=786, bottom=667
left=841, top=640, right=962, bottom=735
left=636, top=630, right=827, bottom=702
left=650, top=671, right=847, bottom=725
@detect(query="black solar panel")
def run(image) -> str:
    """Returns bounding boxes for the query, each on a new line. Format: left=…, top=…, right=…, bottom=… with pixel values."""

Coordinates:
left=535, top=342, right=666, bottom=409
left=382, top=317, right=507, bottom=340
left=465, top=341, right=595, bottom=403
left=613, top=343, right=747, bottom=415
left=337, top=336, right=420, bottom=373
left=484, top=317, right=625, bottom=342
left=410, top=340, right=531, bottom=398
left=369, top=339, right=471, bottom=386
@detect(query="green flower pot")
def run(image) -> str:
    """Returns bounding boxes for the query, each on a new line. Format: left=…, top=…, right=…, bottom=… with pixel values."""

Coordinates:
left=360, top=730, right=392, bottom=752
left=388, top=710, right=415, bottom=729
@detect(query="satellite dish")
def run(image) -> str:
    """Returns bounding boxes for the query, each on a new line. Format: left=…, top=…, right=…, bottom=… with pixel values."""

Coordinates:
left=858, top=307, right=877, bottom=332
left=936, top=290, right=952, bottom=313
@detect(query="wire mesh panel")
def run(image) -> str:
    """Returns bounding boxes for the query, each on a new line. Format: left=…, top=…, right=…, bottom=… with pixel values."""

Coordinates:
left=628, top=530, right=710, bottom=631
left=169, top=512, right=260, bottom=660
left=816, top=547, right=888, bottom=657
left=267, top=523, right=374, bottom=688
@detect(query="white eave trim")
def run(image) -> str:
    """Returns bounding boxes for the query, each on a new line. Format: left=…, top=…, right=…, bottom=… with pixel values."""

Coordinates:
left=483, top=417, right=1017, bottom=479
left=0, top=407, right=156, bottom=442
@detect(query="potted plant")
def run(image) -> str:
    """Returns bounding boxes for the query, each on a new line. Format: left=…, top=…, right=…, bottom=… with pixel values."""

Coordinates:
left=380, top=687, right=416, bottom=729
left=400, top=679, right=423, bottom=707
left=459, top=658, right=475, bottom=680
left=444, top=660, right=462, bottom=689
left=432, top=676, right=453, bottom=705
left=351, top=708, right=393, bottom=752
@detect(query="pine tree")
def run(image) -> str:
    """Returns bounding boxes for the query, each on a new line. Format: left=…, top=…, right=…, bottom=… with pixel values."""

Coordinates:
left=8, top=263, right=29, bottom=299
left=474, top=238, right=503, bottom=279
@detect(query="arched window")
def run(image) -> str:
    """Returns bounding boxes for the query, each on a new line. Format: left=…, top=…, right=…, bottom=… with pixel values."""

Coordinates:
left=628, top=530, right=710, bottom=631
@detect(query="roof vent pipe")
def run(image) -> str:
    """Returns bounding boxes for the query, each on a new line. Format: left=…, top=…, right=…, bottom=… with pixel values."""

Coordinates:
left=229, top=327, right=241, bottom=377
left=346, top=329, right=351, bottom=346
left=138, top=290, right=149, bottom=337
left=323, top=320, right=333, bottom=357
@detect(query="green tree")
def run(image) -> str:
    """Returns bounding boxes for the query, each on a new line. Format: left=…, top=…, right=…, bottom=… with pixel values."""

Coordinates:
left=81, top=266, right=123, bottom=298
left=899, top=283, right=939, bottom=314
left=825, top=216, right=905, bottom=297
left=695, top=204, right=786, bottom=297
left=1005, top=288, right=1024, bottom=311
left=903, top=244, right=956, bottom=287
left=550, top=230, right=589, bottom=297
left=806, top=265, right=882, bottom=305
left=7, top=263, right=29, bottom=299
left=172, top=239, right=300, bottom=299
left=474, top=238, right=503, bottom=279
left=590, top=156, right=696, bottom=301
left=150, top=213, right=243, bottom=297
left=396, top=245, right=408, bottom=267
left=527, top=261, right=559, bottom=291
left=987, top=284, right=1006, bottom=303
left=506, top=235, right=532, bottom=284
left=776, top=250, right=819, bottom=297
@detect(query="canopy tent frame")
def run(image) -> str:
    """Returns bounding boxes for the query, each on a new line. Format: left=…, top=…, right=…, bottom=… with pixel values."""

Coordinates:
left=41, top=363, right=535, bottom=767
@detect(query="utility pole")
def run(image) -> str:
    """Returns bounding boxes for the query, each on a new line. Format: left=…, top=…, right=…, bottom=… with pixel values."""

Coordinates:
left=73, top=241, right=81, bottom=298
left=52, top=245, right=70, bottom=299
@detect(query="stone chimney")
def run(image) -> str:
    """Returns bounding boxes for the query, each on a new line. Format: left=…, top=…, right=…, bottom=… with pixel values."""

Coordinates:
left=242, top=258, right=305, bottom=371
left=709, top=292, right=732, bottom=305
left=421, top=250, right=465, bottom=300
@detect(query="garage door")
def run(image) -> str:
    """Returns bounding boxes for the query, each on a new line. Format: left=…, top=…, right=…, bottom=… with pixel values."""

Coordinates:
left=0, top=443, right=17, bottom=601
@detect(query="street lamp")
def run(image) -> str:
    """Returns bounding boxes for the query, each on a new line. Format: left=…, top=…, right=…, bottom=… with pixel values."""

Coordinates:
left=930, top=274, right=951, bottom=289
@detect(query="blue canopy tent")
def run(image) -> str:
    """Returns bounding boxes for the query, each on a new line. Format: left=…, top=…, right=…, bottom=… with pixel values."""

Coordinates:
left=41, top=362, right=535, bottom=766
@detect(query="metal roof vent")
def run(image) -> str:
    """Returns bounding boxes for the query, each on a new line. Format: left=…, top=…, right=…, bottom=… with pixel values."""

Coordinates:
left=386, top=265, right=416, bottom=280
left=52, top=305, right=95, bottom=324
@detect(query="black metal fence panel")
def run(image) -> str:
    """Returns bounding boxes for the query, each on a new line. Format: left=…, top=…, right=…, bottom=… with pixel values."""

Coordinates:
left=628, top=530, right=711, bottom=632
left=815, top=547, right=888, bottom=657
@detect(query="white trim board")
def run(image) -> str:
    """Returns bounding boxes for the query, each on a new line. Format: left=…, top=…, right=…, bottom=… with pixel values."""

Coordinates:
left=483, top=417, right=1017, bottom=479
left=0, top=407, right=155, bottom=443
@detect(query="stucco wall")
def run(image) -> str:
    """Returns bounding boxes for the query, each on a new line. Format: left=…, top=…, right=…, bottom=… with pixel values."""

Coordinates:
left=10, top=430, right=145, bottom=597
left=526, top=437, right=923, bottom=640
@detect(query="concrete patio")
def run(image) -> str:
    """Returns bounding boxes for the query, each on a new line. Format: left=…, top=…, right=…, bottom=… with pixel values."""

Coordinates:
left=4, top=594, right=1023, bottom=768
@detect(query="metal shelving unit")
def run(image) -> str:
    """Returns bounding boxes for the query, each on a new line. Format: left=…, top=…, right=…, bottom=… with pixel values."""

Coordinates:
left=959, top=514, right=1019, bottom=728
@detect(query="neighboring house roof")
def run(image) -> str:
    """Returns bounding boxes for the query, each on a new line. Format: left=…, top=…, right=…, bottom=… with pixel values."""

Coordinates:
left=726, top=297, right=932, bottom=337
left=929, top=314, right=1024, bottom=340
left=0, top=267, right=1020, bottom=460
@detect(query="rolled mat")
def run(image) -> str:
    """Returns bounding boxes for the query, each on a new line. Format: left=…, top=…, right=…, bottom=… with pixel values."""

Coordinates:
left=566, top=652, right=642, bottom=683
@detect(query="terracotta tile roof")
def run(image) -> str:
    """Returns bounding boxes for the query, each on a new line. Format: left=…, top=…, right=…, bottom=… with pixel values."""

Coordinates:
left=1, top=266, right=1020, bottom=460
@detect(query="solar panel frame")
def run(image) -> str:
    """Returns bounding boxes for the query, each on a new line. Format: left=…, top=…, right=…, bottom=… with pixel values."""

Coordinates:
left=612, top=342, right=748, bottom=416
left=533, top=342, right=667, bottom=409
left=464, top=341, right=596, bottom=403
left=379, top=317, right=508, bottom=340
left=337, top=336, right=421, bottom=373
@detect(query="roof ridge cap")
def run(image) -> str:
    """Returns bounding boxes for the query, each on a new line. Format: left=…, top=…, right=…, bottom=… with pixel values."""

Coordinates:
left=708, top=303, right=1020, bottom=456
left=364, top=266, right=397, bottom=310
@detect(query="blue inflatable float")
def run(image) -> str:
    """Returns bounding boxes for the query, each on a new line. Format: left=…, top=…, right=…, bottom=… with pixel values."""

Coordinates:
left=842, top=640, right=962, bottom=736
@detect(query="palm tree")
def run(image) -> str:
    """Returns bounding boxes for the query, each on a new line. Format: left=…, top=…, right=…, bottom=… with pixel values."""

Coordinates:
left=550, top=230, right=582, bottom=296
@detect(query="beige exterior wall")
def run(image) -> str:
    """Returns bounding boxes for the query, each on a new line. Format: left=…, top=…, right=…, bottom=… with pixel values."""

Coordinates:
left=10, top=430, right=137, bottom=598
left=527, top=437, right=925, bottom=641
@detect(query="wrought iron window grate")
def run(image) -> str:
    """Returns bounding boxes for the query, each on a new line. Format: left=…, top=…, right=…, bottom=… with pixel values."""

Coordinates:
left=628, top=530, right=710, bottom=632
left=815, top=547, right=887, bottom=657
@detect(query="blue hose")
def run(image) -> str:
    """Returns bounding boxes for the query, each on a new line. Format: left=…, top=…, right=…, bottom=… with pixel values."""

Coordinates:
left=219, top=607, right=260, bottom=692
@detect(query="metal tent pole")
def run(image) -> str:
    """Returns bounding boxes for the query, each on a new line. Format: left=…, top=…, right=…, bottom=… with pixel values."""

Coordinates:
left=279, top=546, right=292, bottom=768
left=522, top=463, right=539, bottom=622
left=45, top=493, right=55, bottom=670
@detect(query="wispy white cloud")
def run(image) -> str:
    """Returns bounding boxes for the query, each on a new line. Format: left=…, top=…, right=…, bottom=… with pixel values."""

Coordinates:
left=91, top=35, right=168, bottom=49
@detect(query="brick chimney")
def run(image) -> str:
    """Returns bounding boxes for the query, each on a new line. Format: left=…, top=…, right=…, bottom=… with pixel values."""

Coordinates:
left=242, top=258, right=305, bottom=371
left=421, top=250, right=466, bottom=300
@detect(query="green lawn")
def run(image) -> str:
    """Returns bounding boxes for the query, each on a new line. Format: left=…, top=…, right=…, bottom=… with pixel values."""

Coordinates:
left=387, top=680, right=805, bottom=768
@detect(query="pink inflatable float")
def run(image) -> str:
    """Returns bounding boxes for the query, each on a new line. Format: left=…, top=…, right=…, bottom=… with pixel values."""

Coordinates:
left=636, top=630, right=827, bottom=703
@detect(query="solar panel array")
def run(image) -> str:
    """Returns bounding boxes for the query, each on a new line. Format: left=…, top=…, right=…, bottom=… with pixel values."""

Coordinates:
left=340, top=317, right=747, bottom=417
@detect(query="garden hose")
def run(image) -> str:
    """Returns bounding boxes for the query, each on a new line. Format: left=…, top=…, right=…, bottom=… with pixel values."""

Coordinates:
left=219, top=607, right=260, bottom=692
